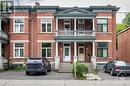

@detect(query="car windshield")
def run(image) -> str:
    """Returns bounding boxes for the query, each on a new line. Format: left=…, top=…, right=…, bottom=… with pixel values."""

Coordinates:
left=27, top=59, right=42, bottom=64
left=115, top=61, right=126, bottom=66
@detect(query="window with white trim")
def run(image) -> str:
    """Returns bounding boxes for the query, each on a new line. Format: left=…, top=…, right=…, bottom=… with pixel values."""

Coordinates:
left=42, top=43, right=51, bottom=58
left=41, top=18, right=52, bottom=32
left=14, top=43, right=24, bottom=58
left=97, top=42, right=108, bottom=58
left=97, top=19, right=108, bottom=32
left=14, top=18, right=24, bottom=33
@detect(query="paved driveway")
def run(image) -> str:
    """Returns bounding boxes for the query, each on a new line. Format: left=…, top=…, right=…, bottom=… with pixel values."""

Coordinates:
left=97, top=71, right=130, bottom=80
left=0, top=71, right=74, bottom=80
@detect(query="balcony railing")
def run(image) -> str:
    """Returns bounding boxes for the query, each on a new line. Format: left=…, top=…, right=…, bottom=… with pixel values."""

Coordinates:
left=0, top=31, right=8, bottom=39
left=55, top=30, right=95, bottom=37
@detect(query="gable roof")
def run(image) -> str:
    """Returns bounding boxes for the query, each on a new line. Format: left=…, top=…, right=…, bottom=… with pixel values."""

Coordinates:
left=55, top=6, right=96, bottom=17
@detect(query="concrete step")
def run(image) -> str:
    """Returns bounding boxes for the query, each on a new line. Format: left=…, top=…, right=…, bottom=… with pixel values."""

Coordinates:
left=58, top=63, right=73, bottom=73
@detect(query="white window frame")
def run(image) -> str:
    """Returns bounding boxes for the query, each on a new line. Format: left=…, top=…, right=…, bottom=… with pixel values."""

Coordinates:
left=13, top=18, right=24, bottom=33
left=64, top=19, right=71, bottom=30
left=41, top=18, right=52, bottom=33
left=41, top=43, right=52, bottom=58
left=13, top=42, right=25, bottom=58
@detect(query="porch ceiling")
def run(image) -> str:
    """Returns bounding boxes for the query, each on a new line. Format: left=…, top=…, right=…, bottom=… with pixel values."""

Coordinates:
left=55, top=36, right=96, bottom=42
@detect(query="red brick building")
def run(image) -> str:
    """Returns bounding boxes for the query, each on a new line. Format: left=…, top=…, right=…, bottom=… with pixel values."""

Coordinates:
left=0, top=4, right=119, bottom=70
left=117, top=27, right=130, bottom=63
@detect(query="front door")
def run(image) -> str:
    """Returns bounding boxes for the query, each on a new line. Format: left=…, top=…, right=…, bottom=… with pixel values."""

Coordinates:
left=78, top=46, right=85, bottom=61
left=63, top=46, right=71, bottom=62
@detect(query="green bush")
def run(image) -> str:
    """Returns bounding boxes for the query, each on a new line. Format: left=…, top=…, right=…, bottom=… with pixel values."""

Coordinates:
left=72, top=62, right=88, bottom=80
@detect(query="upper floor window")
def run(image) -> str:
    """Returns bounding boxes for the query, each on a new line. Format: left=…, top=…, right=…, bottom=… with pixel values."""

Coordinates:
left=97, top=42, right=108, bottom=58
left=64, top=19, right=71, bottom=30
left=41, top=18, right=52, bottom=32
left=97, top=19, right=108, bottom=32
left=14, top=43, right=24, bottom=58
left=14, top=18, right=24, bottom=33
left=77, top=19, right=85, bottom=30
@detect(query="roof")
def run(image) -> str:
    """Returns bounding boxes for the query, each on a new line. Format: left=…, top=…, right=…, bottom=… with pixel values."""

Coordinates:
left=117, top=26, right=130, bottom=35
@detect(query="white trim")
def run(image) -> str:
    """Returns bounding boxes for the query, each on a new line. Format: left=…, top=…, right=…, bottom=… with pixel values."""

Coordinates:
left=41, top=42, right=52, bottom=58
left=10, top=40, right=29, bottom=42
left=63, top=43, right=71, bottom=62
left=96, top=62, right=108, bottom=64
left=13, top=42, right=25, bottom=59
left=12, top=62, right=25, bottom=64
left=57, top=17, right=94, bottom=19
left=37, top=16, right=54, bottom=19
left=95, top=40, right=112, bottom=42
left=96, top=16, right=112, bottom=19
left=10, top=16, right=29, bottom=18
left=13, top=18, right=25, bottom=33
left=41, top=18, right=52, bottom=33
left=37, top=40, right=55, bottom=43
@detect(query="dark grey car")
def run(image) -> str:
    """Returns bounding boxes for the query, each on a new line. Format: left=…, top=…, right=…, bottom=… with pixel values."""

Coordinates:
left=25, top=58, right=51, bottom=75
left=104, top=61, right=130, bottom=76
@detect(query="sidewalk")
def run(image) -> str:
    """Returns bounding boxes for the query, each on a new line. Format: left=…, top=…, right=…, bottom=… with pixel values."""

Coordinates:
left=0, top=80, right=130, bottom=86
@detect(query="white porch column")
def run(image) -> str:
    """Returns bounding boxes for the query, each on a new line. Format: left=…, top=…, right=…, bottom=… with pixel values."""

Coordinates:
left=74, top=42, right=77, bottom=62
left=56, top=18, right=58, bottom=36
left=92, top=42, right=96, bottom=57
left=93, top=18, right=95, bottom=31
left=55, top=42, right=59, bottom=70
left=93, top=18, right=95, bottom=36
left=0, top=19, right=3, bottom=69
left=74, top=18, right=76, bottom=36
left=56, top=42, right=58, bottom=56
left=0, top=19, right=1, bottom=31
left=0, top=43, right=3, bottom=69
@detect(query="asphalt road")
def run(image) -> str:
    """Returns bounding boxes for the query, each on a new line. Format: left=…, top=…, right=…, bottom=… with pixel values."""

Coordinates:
left=0, top=80, right=130, bottom=86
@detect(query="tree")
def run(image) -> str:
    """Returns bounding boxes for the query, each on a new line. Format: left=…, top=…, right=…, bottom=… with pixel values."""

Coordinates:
left=122, top=12, right=130, bottom=26
left=116, top=12, right=130, bottom=33
left=116, top=23, right=128, bottom=33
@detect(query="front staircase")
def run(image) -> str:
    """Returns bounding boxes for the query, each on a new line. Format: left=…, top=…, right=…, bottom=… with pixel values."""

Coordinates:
left=58, top=62, right=94, bottom=73
left=58, top=63, right=73, bottom=73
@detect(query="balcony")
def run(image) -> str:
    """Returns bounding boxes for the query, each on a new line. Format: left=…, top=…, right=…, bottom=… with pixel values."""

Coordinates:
left=55, top=30, right=96, bottom=42
left=0, top=31, right=8, bottom=42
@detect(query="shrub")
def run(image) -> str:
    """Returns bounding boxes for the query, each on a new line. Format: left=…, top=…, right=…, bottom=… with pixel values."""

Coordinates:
left=72, top=62, right=88, bottom=79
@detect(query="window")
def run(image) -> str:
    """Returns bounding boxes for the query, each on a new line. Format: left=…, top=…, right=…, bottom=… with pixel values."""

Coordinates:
left=14, top=43, right=24, bottom=58
left=77, top=19, right=84, bottom=30
left=14, top=18, right=24, bottom=33
left=64, top=19, right=71, bottom=30
left=42, top=43, right=51, bottom=58
left=97, top=19, right=108, bottom=32
left=41, top=18, right=52, bottom=32
left=97, top=42, right=108, bottom=58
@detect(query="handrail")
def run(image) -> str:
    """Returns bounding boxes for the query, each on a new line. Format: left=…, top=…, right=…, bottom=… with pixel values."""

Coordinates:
left=55, top=30, right=95, bottom=36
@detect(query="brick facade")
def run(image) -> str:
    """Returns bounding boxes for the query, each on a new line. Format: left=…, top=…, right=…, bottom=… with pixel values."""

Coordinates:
left=117, top=27, right=130, bottom=63
left=0, top=5, right=119, bottom=66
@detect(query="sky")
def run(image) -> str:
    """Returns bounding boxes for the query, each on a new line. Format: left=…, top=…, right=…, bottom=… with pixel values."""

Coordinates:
left=13, top=0, right=130, bottom=23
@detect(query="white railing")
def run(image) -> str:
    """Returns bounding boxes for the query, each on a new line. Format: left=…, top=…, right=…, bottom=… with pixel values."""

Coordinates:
left=0, top=31, right=8, bottom=38
left=56, top=30, right=95, bottom=37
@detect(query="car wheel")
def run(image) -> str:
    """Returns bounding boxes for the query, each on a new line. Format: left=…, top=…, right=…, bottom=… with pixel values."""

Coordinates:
left=110, top=70, right=114, bottom=76
left=44, top=70, right=47, bottom=75
left=103, top=68, right=106, bottom=73
left=26, top=71, right=30, bottom=75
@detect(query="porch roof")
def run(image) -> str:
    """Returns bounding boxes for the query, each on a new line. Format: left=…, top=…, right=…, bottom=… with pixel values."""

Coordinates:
left=55, top=6, right=96, bottom=18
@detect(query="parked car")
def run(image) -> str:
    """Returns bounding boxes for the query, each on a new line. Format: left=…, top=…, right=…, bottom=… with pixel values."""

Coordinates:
left=104, top=61, right=130, bottom=76
left=25, top=57, right=51, bottom=75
